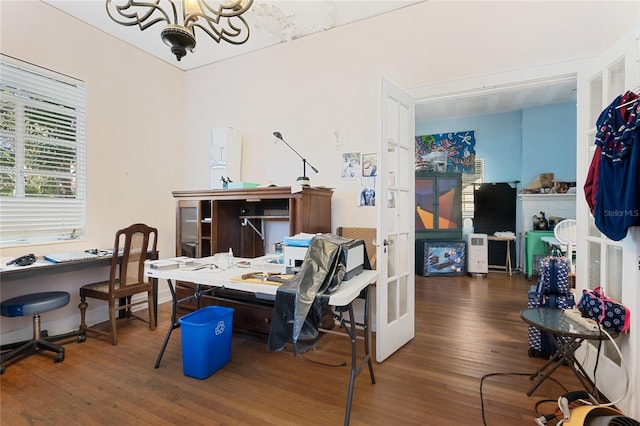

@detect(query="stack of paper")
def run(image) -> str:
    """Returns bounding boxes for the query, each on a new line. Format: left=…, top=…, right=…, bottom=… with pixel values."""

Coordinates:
left=147, top=259, right=179, bottom=270
left=146, top=256, right=196, bottom=270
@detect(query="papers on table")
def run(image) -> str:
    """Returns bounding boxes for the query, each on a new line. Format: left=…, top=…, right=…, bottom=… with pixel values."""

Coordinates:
left=493, top=231, right=515, bottom=238
left=146, top=256, right=197, bottom=270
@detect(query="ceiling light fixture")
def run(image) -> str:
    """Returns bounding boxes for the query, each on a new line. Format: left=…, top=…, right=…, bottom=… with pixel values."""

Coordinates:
left=106, top=0, right=254, bottom=61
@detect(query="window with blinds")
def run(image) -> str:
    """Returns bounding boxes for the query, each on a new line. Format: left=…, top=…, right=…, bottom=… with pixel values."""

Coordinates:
left=462, top=157, right=484, bottom=219
left=0, top=56, right=86, bottom=247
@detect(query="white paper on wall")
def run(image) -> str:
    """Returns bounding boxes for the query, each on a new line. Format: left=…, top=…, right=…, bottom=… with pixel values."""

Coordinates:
left=210, top=127, right=242, bottom=189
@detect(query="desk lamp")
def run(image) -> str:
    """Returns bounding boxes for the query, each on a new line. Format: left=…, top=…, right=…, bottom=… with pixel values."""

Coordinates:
left=272, top=132, right=318, bottom=186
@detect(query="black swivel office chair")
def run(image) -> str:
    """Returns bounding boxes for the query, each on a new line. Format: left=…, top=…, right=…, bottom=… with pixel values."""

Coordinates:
left=1, top=291, right=79, bottom=374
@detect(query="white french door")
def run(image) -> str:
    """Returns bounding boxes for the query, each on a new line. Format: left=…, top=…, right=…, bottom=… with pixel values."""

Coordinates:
left=575, top=29, right=640, bottom=417
left=375, top=77, right=415, bottom=362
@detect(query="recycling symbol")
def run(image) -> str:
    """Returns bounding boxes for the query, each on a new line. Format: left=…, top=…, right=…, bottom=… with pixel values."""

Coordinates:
left=214, top=320, right=225, bottom=335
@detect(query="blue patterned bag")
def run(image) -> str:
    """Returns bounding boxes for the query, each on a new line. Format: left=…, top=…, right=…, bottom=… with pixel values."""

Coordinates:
left=527, top=255, right=574, bottom=358
left=577, top=287, right=630, bottom=333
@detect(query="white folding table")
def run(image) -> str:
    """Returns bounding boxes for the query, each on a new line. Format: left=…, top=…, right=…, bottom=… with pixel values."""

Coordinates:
left=145, top=257, right=377, bottom=426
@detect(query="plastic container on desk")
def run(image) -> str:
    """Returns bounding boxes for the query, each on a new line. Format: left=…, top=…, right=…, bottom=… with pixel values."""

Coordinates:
left=179, top=306, right=234, bottom=379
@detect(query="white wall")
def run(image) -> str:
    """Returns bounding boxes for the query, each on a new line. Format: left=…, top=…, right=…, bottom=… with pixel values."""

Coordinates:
left=0, top=0, right=184, bottom=338
left=0, top=0, right=184, bottom=260
left=182, top=1, right=639, bottom=231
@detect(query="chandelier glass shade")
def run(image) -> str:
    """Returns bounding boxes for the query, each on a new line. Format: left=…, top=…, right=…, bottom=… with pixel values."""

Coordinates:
left=106, top=0, right=254, bottom=61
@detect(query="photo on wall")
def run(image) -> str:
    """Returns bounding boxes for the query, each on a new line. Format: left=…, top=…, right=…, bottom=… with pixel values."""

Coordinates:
left=360, top=176, right=376, bottom=207
left=362, top=153, right=377, bottom=177
left=359, top=153, right=377, bottom=206
left=341, top=152, right=361, bottom=179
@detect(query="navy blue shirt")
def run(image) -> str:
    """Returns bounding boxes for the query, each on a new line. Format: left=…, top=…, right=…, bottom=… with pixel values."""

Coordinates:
left=592, top=92, right=640, bottom=241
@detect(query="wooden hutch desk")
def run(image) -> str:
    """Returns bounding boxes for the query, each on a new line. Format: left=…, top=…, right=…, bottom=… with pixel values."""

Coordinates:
left=171, top=186, right=333, bottom=335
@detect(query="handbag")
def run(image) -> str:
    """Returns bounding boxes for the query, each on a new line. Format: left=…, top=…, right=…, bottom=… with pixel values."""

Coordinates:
left=577, top=286, right=630, bottom=333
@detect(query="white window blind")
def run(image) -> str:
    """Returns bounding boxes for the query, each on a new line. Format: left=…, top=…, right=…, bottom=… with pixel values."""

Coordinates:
left=462, top=157, right=484, bottom=219
left=0, top=57, right=86, bottom=247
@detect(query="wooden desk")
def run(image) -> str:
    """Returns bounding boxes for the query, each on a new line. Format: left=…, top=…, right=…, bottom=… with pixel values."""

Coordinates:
left=147, top=258, right=377, bottom=426
left=487, top=235, right=516, bottom=275
left=172, top=186, right=333, bottom=335
left=1, top=256, right=112, bottom=282
left=1, top=253, right=158, bottom=324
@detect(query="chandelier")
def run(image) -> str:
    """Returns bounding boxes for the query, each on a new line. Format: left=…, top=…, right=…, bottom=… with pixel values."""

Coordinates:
left=106, top=0, right=254, bottom=61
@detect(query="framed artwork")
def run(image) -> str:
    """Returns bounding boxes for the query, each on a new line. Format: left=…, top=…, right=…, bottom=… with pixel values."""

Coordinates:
left=415, top=131, right=476, bottom=174
left=416, top=240, right=466, bottom=276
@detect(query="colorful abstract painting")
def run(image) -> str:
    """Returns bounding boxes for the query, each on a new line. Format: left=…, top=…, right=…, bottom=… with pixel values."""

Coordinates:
left=415, top=131, right=476, bottom=174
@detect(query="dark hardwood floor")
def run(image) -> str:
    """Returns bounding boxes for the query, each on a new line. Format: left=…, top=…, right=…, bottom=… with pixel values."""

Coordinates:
left=1, top=272, right=587, bottom=425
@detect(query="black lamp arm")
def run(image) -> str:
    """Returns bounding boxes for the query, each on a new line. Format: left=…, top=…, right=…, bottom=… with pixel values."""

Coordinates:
left=273, top=132, right=319, bottom=176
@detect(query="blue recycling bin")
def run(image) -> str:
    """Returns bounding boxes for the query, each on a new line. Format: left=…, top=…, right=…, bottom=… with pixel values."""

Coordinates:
left=179, top=306, right=234, bottom=379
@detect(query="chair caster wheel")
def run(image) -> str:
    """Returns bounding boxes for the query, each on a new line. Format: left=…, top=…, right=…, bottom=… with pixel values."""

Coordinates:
left=54, top=352, right=64, bottom=363
left=0, top=366, right=4, bottom=375
left=41, top=330, right=49, bottom=337
left=77, top=333, right=86, bottom=343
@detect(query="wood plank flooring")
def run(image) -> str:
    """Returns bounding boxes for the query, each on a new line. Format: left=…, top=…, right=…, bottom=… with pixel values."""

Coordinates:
left=0, top=272, right=588, bottom=425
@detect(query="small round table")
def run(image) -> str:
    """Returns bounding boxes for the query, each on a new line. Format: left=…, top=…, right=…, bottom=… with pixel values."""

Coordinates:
left=520, top=307, right=616, bottom=397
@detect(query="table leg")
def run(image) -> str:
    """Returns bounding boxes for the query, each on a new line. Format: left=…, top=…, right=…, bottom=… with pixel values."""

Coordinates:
left=551, top=335, right=597, bottom=397
left=488, top=238, right=515, bottom=274
left=341, top=284, right=375, bottom=426
left=506, top=241, right=512, bottom=275
left=154, top=282, right=216, bottom=369
left=363, top=285, right=376, bottom=384
left=527, top=336, right=586, bottom=396
left=154, top=279, right=178, bottom=368
left=152, top=277, right=158, bottom=327
left=344, top=304, right=357, bottom=426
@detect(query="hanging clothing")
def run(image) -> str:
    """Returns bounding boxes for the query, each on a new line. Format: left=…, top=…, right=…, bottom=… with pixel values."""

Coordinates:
left=584, top=91, right=640, bottom=241
left=267, top=234, right=348, bottom=354
left=583, top=145, right=601, bottom=213
left=267, top=233, right=372, bottom=354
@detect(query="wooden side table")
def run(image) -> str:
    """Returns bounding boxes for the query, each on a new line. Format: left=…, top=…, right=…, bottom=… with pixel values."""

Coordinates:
left=487, top=235, right=516, bottom=275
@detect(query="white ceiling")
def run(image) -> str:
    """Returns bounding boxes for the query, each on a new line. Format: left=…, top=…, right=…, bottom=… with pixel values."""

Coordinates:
left=43, top=0, right=577, bottom=121
left=43, top=0, right=424, bottom=71
left=415, top=78, right=577, bottom=122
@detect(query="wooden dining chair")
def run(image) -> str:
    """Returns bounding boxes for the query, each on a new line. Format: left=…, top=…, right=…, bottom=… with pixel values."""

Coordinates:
left=78, top=223, right=158, bottom=345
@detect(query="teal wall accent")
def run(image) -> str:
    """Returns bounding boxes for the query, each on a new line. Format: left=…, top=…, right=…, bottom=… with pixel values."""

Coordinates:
left=521, top=103, right=577, bottom=185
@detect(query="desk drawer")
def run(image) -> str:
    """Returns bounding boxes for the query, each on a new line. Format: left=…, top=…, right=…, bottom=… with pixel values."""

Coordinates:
left=209, top=294, right=274, bottom=335
left=174, top=282, right=334, bottom=335
left=175, top=282, right=273, bottom=335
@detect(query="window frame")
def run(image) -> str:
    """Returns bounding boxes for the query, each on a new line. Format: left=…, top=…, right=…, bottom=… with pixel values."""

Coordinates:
left=462, top=157, right=484, bottom=220
left=0, top=56, right=86, bottom=247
